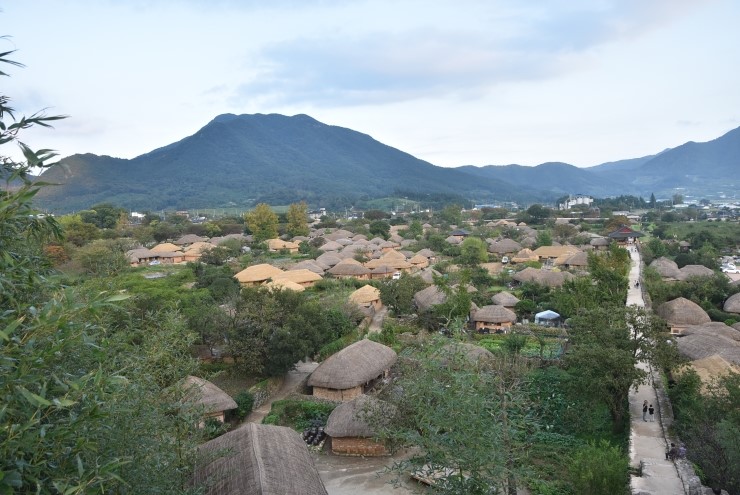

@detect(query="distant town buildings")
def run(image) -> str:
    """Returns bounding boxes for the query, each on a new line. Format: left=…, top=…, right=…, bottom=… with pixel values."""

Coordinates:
left=559, top=195, right=593, bottom=211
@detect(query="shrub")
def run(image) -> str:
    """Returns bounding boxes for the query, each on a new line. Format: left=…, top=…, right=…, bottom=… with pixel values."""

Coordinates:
left=234, top=391, right=255, bottom=420
left=203, top=417, right=229, bottom=440
left=261, top=399, right=336, bottom=430
left=569, top=440, right=629, bottom=495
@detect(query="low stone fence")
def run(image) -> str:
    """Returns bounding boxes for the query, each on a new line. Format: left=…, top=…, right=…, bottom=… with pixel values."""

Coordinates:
left=249, top=376, right=285, bottom=409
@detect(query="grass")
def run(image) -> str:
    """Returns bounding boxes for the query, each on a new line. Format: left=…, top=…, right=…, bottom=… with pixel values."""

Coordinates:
left=262, top=399, right=337, bottom=430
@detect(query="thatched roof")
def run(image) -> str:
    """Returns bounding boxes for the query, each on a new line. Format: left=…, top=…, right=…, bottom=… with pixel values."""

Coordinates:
left=520, top=236, right=536, bottom=248
left=562, top=251, right=589, bottom=267
left=267, top=239, right=300, bottom=251
left=272, top=269, right=322, bottom=285
left=416, top=268, right=441, bottom=284
left=488, top=239, right=523, bottom=255
left=512, top=267, right=573, bottom=287
left=315, top=252, right=342, bottom=267
left=265, top=279, right=305, bottom=292
left=289, top=260, right=326, bottom=274
left=182, top=376, right=237, bottom=414
left=681, top=322, right=740, bottom=341
left=685, top=355, right=740, bottom=386
left=335, top=238, right=354, bottom=246
left=677, top=332, right=740, bottom=365
left=472, top=305, right=516, bottom=323
left=370, top=265, right=395, bottom=275
left=151, top=242, right=182, bottom=253
left=308, top=339, right=397, bottom=390
left=677, top=264, right=714, bottom=280
left=416, top=248, right=436, bottom=258
left=193, top=423, right=328, bottom=495
left=408, top=254, right=429, bottom=266
left=413, top=285, right=447, bottom=311
left=349, top=285, right=381, bottom=305
left=445, top=235, right=462, bottom=245
left=318, top=240, right=343, bottom=251
left=655, top=297, right=711, bottom=326
left=725, top=292, right=740, bottom=314
left=491, top=291, right=520, bottom=307
left=325, top=395, right=392, bottom=438
left=234, top=264, right=284, bottom=284
left=590, top=237, right=610, bottom=247
left=511, top=248, right=538, bottom=263
left=650, top=257, right=681, bottom=279
left=127, top=247, right=156, bottom=262
left=328, top=262, right=371, bottom=277
left=325, top=229, right=354, bottom=241
left=174, top=234, right=209, bottom=245
left=435, top=342, right=496, bottom=369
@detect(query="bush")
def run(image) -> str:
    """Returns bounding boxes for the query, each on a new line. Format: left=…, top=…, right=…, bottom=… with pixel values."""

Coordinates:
left=316, top=330, right=361, bottom=361
left=203, top=417, right=229, bottom=440
left=262, top=399, right=337, bottom=430
left=234, top=391, right=255, bottom=420
left=569, top=440, right=629, bottom=495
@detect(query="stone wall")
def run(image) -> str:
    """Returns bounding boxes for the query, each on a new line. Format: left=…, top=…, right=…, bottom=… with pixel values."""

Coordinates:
left=331, top=437, right=388, bottom=456
left=249, top=376, right=285, bottom=409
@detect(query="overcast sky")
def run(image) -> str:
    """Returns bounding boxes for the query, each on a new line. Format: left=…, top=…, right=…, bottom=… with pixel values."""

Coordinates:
left=3, top=0, right=739, bottom=168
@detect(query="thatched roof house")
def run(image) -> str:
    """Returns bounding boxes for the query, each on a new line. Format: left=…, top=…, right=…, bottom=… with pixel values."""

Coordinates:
left=308, top=339, right=397, bottom=401
left=325, top=395, right=392, bottom=456
left=265, top=279, right=305, bottom=292
left=192, top=423, right=328, bottom=495
left=512, top=267, right=573, bottom=288
left=182, top=376, right=237, bottom=423
left=724, top=292, right=740, bottom=314
left=289, top=260, right=326, bottom=275
left=413, top=285, right=447, bottom=312
left=234, top=264, right=284, bottom=286
left=267, top=238, right=300, bottom=253
left=488, top=239, right=523, bottom=256
left=684, top=355, right=740, bottom=390
left=325, top=229, right=354, bottom=241
left=532, top=245, right=581, bottom=262
left=655, top=297, right=711, bottom=334
left=316, top=252, right=342, bottom=268
left=369, top=265, right=395, bottom=279
left=589, top=237, right=610, bottom=249
left=511, top=248, right=538, bottom=264
left=416, top=267, right=442, bottom=284
left=470, top=305, right=516, bottom=333
left=416, top=248, right=436, bottom=260
left=561, top=251, right=589, bottom=268
left=677, top=264, right=714, bottom=280
left=650, top=257, right=681, bottom=280
left=318, top=240, right=343, bottom=252
left=327, top=262, right=371, bottom=280
left=174, top=234, right=209, bottom=246
left=349, top=285, right=382, bottom=312
left=151, top=242, right=182, bottom=253
left=272, top=269, right=322, bottom=288
left=676, top=323, right=740, bottom=365
left=491, top=291, right=520, bottom=309
left=127, top=247, right=158, bottom=266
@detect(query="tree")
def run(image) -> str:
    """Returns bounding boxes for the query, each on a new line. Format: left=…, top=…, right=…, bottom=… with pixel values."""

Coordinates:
left=672, top=193, right=683, bottom=205
left=244, top=203, right=279, bottom=241
left=378, top=274, right=427, bottom=315
left=534, top=230, right=552, bottom=248
left=369, top=219, right=391, bottom=239
left=440, top=204, right=462, bottom=225
left=649, top=193, right=656, bottom=209
left=459, top=237, right=488, bottom=266
left=526, top=204, right=552, bottom=224
left=286, top=201, right=309, bottom=237
left=364, top=209, right=389, bottom=221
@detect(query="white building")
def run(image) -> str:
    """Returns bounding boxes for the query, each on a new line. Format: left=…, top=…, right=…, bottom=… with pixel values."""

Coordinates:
left=558, top=195, right=594, bottom=211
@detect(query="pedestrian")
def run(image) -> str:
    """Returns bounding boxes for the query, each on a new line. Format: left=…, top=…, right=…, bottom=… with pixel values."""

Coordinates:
left=667, top=443, right=678, bottom=461
left=642, top=400, right=648, bottom=421
left=648, top=404, right=655, bottom=422
left=678, top=443, right=686, bottom=459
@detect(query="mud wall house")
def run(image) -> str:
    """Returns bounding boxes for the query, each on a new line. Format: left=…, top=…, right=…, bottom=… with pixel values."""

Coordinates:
left=126, top=247, right=158, bottom=267
left=470, top=305, right=516, bottom=334
left=655, top=297, right=711, bottom=335
left=271, top=268, right=323, bottom=288
left=234, top=263, right=284, bottom=287
left=532, top=245, right=582, bottom=264
left=325, top=395, right=392, bottom=456
left=308, top=339, right=397, bottom=401
left=369, top=265, right=395, bottom=280
left=349, top=285, right=383, bottom=313
left=449, top=229, right=471, bottom=243
left=192, top=423, right=328, bottom=495
left=182, top=376, right=237, bottom=424
left=327, top=261, right=371, bottom=280
left=491, top=291, right=520, bottom=310
left=267, top=238, right=300, bottom=254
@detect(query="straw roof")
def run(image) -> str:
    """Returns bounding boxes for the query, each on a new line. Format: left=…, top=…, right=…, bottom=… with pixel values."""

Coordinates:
left=182, top=376, right=237, bottom=414
left=325, top=229, right=354, bottom=241
left=416, top=248, right=436, bottom=258
left=308, top=339, right=397, bottom=390
left=352, top=234, right=368, bottom=241
left=491, top=291, right=520, bottom=307
left=649, top=257, right=681, bottom=279
left=389, top=233, right=403, bottom=243
left=685, top=354, right=740, bottom=386
left=590, top=237, right=610, bottom=247
left=265, top=279, right=305, bottom=292
left=151, top=242, right=182, bottom=253
left=267, top=239, right=300, bottom=251
left=488, top=239, right=522, bottom=255
left=681, top=322, right=740, bottom=341
left=512, top=267, right=573, bottom=287
left=349, top=285, right=381, bottom=305
left=289, top=260, right=326, bottom=275
left=234, top=264, right=284, bottom=284
left=655, top=297, right=711, bottom=326
left=520, top=236, right=536, bottom=248
left=193, top=423, right=328, bottom=495
left=174, top=234, right=209, bottom=245
left=416, top=268, right=441, bottom=284
left=676, top=332, right=740, bottom=365
left=435, top=342, right=496, bottom=369
left=370, top=265, right=395, bottom=275
left=185, top=241, right=215, bottom=254
left=127, top=247, right=156, bottom=262
left=318, top=240, right=343, bottom=251
left=272, top=269, right=322, bottom=285
left=724, top=292, right=740, bottom=314
left=328, top=263, right=371, bottom=277
left=413, top=285, right=447, bottom=311
left=532, top=245, right=581, bottom=259
left=472, top=305, right=516, bottom=323
left=325, top=395, right=392, bottom=438
left=336, top=257, right=362, bottom=266
left=408, top=254, right=429, bottom=265
left=677, top=264, right=714, bottom=280
left=562, top=251, right=589, bottom=267
left=316, top=252, right=342, bottom=267
left=511, top=248, right=538, bottom=263
left=445, top=235, right=462, bottom=245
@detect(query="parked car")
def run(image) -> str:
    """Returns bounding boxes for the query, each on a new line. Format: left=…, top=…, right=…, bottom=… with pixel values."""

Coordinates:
left=722, top=266, right=739, bottom=274
left=392, top=272, right=402, bottom=280
left=502, top=256, right=509, bottom=264
left=149, top=260, right=161, bottom=266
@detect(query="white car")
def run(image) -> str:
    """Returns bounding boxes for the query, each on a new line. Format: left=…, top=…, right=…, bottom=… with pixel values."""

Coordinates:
left=392, top=272, right=402, bottom=280
left=722, top=266, right=739, bottom=274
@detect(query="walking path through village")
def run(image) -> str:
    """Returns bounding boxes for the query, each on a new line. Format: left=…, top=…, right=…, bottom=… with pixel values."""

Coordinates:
left=626, top=248, right=687, bottom=495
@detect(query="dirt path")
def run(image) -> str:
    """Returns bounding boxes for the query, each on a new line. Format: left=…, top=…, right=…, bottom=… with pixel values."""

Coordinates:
left=244, top=360, right=319, bottom=424
left=367, top=306, right=389, bottom=334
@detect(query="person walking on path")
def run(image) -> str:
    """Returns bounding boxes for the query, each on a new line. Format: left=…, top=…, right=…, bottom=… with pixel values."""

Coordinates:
left=642, top=400, right=648, bottom=421
left=648, top=404, right=655, bottom=422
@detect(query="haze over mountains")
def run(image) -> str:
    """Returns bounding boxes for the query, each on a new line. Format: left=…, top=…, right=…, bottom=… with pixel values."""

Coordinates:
left=33, top=114, right=740, bottom=213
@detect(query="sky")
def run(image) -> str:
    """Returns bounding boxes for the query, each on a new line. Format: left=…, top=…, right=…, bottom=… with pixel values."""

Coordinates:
left=3, top=0, right=740, bottom=168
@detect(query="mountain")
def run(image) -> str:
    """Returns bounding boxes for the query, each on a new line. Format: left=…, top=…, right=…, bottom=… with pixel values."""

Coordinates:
left=34, top=113, right=543, bottom=213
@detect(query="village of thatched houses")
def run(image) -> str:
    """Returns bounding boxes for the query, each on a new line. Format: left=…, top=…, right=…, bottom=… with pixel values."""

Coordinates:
left=192, top=423, right=328, bottom=495
left=308, top=339, right=397, bottom=401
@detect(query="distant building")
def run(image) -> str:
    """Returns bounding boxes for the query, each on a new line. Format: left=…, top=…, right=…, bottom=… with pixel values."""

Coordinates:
left=558, top=195, right=593, bottom=211
left=308, top=207, right=326, bottom=221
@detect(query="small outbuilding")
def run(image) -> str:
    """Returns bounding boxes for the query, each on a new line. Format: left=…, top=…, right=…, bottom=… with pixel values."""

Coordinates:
left=655, top=297, right=711, bottom=335
left=535, top=310, right=561, bottom=327
left=470, top=305, right=517, bottom=334
left=308, top=339, right=397, bottom=401
left=192, top=423, right=328, bottom=495
left=325, top=395, right=392, bottom=456
left=182, top=376, right=237, bottom=423
left=349, top=285, right=383, bottom=313
left=491, top=291, right=520, bottom=309
left=234, top=263, right=284, bottom=286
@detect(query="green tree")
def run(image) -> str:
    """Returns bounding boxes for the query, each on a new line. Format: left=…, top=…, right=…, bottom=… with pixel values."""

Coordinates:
left=534, top=230, right=552, bottom=248
left=369, top=219, right=391, bottom=239
left=378, top=273, right=427, bottom=315
left=526, top=204, right=552, bottom=224
left=440, top=204, right=462, bottom=225
left=58, top=214, right=100, bottom=246
left=570, top=440, right=629, bottom=495
left=649, top=193, right=656, bottom=209
left=286, top=201, right=309, bottom=237
left=459, top=237, right=488, bottom=266
left=74, top=238, right=131, bottom=276
left=244, top=203, right=279, bottom=241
